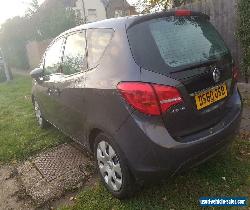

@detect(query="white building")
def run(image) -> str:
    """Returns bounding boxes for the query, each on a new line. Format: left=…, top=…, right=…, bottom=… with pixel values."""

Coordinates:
left=64, top=0, right=137, bottom=23
left=72, top=0, right=106, bottom=22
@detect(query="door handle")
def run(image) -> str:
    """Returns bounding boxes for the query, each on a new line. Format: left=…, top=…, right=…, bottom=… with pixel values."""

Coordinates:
left=54, top=88, right=61, bottom=96
left=47, top=88, right=53, bottom=96
left=47, top=88, right=61, bottom=96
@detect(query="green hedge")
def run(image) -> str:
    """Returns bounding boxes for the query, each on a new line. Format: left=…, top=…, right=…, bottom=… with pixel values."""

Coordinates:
left=237, top=0, right=250, bottom=83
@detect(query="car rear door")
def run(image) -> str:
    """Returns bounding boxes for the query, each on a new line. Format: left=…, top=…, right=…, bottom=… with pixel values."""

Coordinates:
left=83, top=28, right=115, bottom=134
left=51, top=30, right=87, bottom=142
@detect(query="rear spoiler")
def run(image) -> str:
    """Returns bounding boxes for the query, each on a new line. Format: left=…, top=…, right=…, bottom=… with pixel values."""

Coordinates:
left=127, top=10, right=210, bottom=30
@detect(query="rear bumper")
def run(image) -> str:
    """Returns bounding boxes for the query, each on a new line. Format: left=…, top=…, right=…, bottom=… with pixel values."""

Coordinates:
left=114, top=87, right=242, bottom=181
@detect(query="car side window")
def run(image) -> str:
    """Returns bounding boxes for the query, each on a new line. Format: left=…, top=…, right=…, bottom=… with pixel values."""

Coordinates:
left=87, top=29, right=113, bottom=70
left=62, top=31, right=87, bottom=75
left=44, top=38, right=64, bottom=75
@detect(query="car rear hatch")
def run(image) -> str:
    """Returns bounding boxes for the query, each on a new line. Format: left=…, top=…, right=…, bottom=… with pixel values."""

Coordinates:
left=126, top=11, right=237, bottom=142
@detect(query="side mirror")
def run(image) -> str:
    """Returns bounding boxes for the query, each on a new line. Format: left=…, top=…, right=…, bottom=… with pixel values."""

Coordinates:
left=30, top=67, right=44, bottom=79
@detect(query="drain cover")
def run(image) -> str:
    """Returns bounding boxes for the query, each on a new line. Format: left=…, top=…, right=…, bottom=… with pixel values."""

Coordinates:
left=34, top=144, right=87, bottom=182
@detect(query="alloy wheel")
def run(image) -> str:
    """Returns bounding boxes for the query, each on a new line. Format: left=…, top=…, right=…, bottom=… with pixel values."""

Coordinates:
left=96, top=141, right=123, bottom=191
left=34, top=101, right=43, bottom=126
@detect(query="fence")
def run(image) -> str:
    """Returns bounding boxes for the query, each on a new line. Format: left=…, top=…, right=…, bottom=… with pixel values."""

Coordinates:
left=26, top=39, right=52, bottom=69
left=176, top=0, right=241, bottom=66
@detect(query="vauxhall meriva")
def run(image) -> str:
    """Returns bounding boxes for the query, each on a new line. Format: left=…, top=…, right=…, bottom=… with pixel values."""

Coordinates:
left=30, top=10, right=242, bottom=198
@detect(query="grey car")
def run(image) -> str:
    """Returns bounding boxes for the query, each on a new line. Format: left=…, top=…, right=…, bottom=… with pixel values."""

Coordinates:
left=30, top=10, right=242, bottom=198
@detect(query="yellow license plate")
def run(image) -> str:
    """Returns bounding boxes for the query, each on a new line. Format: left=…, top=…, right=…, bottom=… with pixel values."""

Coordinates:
left=195, top=83, right=228, bottom=110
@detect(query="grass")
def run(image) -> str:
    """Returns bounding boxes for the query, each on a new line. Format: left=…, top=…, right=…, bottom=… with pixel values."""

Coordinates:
left=0, top=75, right=68, bottom=163
left=62, top=138, right=250, bottom=210
left=0, top=76, right=249, bottom=209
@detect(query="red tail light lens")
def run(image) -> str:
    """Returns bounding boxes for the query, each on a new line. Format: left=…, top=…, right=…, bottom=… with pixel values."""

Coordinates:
left=175, top=10, right=191, bottom=16
left=232, top=65, right=240, bottom=82
left=117, top=82, right=183, bottom=116
left=117, top=82, right=160, bottom=115
left=152, top=84, right=183, bottom=113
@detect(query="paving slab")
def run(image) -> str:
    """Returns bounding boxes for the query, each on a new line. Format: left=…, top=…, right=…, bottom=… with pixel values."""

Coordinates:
left=18, top=143, right=94, bottom=206
left=0, top=165, right=34, bottom=210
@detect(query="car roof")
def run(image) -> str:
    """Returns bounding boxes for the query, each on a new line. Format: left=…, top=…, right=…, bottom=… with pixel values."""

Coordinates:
left=60, top=16, right=131, bottom=37
left=59, top=10, right=209, bottom=37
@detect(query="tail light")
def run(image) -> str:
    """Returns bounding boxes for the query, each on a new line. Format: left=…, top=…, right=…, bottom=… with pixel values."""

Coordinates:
left=232, top=65, right=240, bottom=82
left=175, top=10, right=191, bottom=16
left=117, top=82, right=183, bottom=116
left=153, top=84, right=183, bottom=113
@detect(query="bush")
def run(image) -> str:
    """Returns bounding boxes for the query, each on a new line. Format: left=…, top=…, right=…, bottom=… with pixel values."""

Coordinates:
left=237, top=0, right=250, bottom=83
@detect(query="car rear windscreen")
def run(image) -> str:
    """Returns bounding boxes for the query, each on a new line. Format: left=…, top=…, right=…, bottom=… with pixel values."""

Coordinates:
left=127, top=16, right=229, bottom=74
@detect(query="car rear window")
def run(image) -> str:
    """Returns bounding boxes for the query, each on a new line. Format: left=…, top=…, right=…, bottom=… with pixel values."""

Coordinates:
left=127, top=16, right=229, bottom=74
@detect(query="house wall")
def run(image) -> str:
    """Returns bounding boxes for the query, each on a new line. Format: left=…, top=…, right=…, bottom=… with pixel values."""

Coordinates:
left=106, top=0, right=135, bottom=18
left=75, top=0, right=107, bottom=22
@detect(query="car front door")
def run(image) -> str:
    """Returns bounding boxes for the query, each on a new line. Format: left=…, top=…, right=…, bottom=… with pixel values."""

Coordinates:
left=35, top=37, right=65, bottom=126
left=51, top=31, right=87, bottom=143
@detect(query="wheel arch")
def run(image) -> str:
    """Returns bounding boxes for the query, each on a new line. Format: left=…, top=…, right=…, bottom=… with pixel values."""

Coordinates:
left=88, top=128, right=103, bottom=153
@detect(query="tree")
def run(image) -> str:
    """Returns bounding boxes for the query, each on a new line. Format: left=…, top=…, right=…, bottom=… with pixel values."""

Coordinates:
left=0, top=0, right=80, bottom=69
left=33, top=0, right=78, bottom=40
left=0, top=17, right=30, bottom=69
left=26, top=0, right=40, bottom=17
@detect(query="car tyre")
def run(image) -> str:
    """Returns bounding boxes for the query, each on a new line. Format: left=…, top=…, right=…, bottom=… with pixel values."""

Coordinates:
left=94, top=132, right=135, bottom=199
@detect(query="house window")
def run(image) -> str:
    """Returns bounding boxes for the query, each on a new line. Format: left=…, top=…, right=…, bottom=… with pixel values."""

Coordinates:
left=114, top=10, right=123, bottom=17
left=124, top=10, right=130, bottom=16
left=88, top=9, right=97, bottom=22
